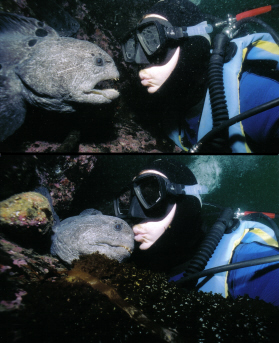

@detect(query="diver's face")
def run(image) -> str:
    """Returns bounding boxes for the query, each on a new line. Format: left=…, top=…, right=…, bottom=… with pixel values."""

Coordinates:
left=139, top=47, right=180, bottom=93
left=132, top=169, right=176, bottom=250
left=138, top=14, right=180, bottom=94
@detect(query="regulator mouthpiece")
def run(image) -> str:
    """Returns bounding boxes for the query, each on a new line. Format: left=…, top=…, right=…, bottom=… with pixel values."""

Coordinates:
left=186, top=21, right=213, bottom=36
left=183, top=184, right=208, bottom=196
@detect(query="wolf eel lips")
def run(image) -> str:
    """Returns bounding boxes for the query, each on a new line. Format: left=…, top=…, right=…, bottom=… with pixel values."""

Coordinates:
left=121, top=246, right=133, bottom=254
left=84, top=78, right=120, bottom=100
left=95, top=243, right=132, bottom=255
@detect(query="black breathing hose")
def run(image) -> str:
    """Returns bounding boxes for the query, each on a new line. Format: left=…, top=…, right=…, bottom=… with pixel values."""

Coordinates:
left=175, top=210, right=279, bottom=287
left=176, top=208, right=235, bottom=287
left=177, top=254, right=279, bottom=284
left=235, top=16, right=279, bottom=45
left=190, top=14, right=279, bottom=153
left=204, top=33, right=231, bottom=152
left=196, top=97, right=279, bottom=148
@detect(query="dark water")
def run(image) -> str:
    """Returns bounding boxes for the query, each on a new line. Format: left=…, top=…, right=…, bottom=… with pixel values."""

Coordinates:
left=74, top=155, right=279, bottom=226
left=82, top=0, right=279, bottom=38
left=68, top=0, right=279, bottom=38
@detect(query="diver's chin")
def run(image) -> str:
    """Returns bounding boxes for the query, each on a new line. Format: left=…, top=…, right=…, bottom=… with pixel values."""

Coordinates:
left=140, top=82, right=159, bottom=94
left=139, top=241, right=153, bottom=250
left=147, top=86, right=159, bottom=94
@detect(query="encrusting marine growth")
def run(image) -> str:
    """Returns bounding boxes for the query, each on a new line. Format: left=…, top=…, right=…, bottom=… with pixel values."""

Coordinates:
left=5, top=252, right=278, bottom=343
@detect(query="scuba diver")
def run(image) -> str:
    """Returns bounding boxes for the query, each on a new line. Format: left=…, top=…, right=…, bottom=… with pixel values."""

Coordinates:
left=114, top=159, right=279, bottom=307
left=121, top=0, right=279, bottom=153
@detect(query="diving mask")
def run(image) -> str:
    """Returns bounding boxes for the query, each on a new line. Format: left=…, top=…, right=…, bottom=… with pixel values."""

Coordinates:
left=121, top=18, right=212, bottom=64
left=114, top=173, right=208, bottom=219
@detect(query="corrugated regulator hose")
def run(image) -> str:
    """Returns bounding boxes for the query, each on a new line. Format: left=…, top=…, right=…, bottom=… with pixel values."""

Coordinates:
left=176, top=207, right=234, bottom=287
left=206, top=33, right=231, bottom=152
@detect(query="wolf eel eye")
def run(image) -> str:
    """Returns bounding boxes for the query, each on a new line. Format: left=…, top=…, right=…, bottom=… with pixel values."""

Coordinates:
left=114, top=223, right=122, bottom=231
left=96, top=57, right=104, bottom=66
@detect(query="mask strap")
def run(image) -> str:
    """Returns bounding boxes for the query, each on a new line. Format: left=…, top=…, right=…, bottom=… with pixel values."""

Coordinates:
left=139, top=16, right=172, bottom=28
left=167, top=182, right=208, bottom=205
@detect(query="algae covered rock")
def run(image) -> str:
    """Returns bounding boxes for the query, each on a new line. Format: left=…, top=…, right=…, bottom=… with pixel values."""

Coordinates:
left=0, top=192, right=53, bottom=237
left=5, top=253, right=278, bottom=343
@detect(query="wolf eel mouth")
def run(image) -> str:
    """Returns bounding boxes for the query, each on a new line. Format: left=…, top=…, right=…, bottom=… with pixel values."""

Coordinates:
left=95, top=79, right=119, bottom=90
left=86, top=78, right=120, bottom=99
left=95, top=243, right=132, bottom=254
left=120, top=246, right=133, bottom=254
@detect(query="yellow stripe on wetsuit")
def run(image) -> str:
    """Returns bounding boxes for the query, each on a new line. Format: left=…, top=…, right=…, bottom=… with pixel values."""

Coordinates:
left=252, top=40, right=279, bottom=55
left=249, top=228, right=279, bottom=248
left=239, top=47, right=252, bottom=153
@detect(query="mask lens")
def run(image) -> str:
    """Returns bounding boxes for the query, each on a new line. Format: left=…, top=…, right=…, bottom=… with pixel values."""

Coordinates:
left=137, top=24, right=161, bottom=55
left=135, top=175, right=162, bottom=209
left=117, top=187, right=132, bottom=215
left=123, top=36, right=136, bottom=62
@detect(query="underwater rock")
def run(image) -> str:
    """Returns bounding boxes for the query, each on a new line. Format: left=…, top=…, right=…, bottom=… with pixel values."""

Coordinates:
left=54, top=130, right=80, bottom=152
left=51, top=209, right=134, bottom=264
left=23, top=117, right=171, bottom=153
left=1, top=155, right=98, bottom=217
left=0, top=12, right=120, bottom=141
left=0, top=192, right=53, bottom=237
left=28, top=0, right=80, bottom=37
left=0, top=235, right=67, bottom=314
left=2, top=253, right=278, bottom=343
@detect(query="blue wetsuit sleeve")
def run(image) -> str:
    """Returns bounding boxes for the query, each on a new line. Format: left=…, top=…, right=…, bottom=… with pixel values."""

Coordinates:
left=227, top=242, right=279, bottom=307
left=240, top=71, right=279, bottom=150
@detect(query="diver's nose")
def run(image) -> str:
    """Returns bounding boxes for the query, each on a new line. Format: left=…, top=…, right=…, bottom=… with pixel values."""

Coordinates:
left=139, top=68, right=149, bottom=80
left=132, top=224, right=144, bottom=235
left=125, top=217, right=143, bottom=228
